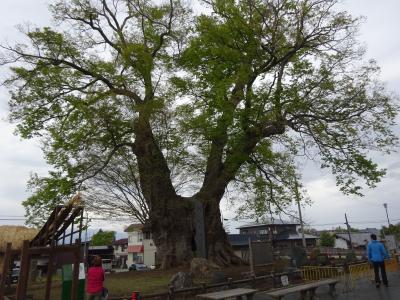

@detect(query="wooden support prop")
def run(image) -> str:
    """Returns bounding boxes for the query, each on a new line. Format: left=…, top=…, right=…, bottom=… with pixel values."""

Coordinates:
left=31, top=208, right=57, bottom=247
left=15, top=240, right=30, bottom=300
left=69, top=218, right=75, bottom=245
left=78, top=209, right=84, bottom=242
left=0, top=243, right=12, bottom=300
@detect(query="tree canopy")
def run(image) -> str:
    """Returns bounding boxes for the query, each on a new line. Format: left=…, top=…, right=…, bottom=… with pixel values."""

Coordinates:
left=1, top=0, right=398, bottom=268
left=319, top=232, right=335, bottom=247
left=90, top=229, right=116, bottom=246
left=382, top=223, right=400, bottom=241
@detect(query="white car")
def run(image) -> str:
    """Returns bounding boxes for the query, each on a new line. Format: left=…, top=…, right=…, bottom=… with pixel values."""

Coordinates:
left=102, top=259, right=112, bottom=272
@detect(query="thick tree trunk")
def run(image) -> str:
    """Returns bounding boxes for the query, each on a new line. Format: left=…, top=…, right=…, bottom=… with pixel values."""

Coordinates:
left=149, top=195, right=241, bottom=269
left=133, top=117, right=195, bottom=269
left=203, top=198, right=242, bottom=266
left=133, top=117, right=241, bottom=269
left=149, top=195, right=195, bottom=269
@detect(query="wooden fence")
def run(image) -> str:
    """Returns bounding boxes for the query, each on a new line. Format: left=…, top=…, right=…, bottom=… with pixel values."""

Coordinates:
left=0, top=240, right=82, bottom=300
left=108, top=270, right=301, bottom=300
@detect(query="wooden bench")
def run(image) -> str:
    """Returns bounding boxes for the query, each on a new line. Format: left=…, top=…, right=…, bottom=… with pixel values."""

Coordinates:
left=263, top=278, right=339, bottom=300
left=196, top=288, right=258, bottom=299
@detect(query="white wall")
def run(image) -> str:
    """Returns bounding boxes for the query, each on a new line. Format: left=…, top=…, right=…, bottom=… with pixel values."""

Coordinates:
left=143, top=239, right=157, bottom=266
left=334, top=238, right=349, bottom=249
left=127, top=230, right=157, bottom=266
left=128, top=231, right=143, bottom=245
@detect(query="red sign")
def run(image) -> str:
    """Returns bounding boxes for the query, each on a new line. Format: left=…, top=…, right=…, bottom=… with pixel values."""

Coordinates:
left=128, top=245, right=144, bottom=253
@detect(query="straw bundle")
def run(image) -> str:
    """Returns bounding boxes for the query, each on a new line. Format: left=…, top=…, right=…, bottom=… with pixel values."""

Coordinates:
left=0, top=226, right=38, bottom=271
left=67, top=193, right=82, bottom=207
left=0, top=226, right=38, bottom=252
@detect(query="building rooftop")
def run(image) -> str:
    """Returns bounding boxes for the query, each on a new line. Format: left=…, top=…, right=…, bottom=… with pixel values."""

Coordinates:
left=335, top=233, right=373, bottom=247
left=228, top=232, right=318, bottom=246
left=227, top=234, right=268, bottom=246
left=124, top=223, right=144, bottom=232
left=237, top=218, right=300, bottom=229
left=113, top=238, right=128, bottom=245
left=274, top=233, right=318, bottom=240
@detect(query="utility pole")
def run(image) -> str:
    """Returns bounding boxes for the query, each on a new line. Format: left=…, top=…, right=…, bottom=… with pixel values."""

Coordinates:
left=344, top=213, right=353, bottom=250
left=295, top=179, right=307, bottom=248
left=383, top=203, right=391, bottom=227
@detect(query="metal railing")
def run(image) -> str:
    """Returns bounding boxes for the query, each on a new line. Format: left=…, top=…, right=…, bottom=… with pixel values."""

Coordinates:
left=348, top=262, right=372, bottom=287
left=385, top=258, right=398, bottom=272
left=300, top=266, right=345, bottom=281
left=301, top=259, right=398, bottom=291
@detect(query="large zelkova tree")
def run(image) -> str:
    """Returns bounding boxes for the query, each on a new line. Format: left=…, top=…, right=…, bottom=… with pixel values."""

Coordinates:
left=1, top=0, right=398, bottom=268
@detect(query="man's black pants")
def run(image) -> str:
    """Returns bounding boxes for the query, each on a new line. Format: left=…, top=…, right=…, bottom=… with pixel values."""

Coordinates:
left=372, top=261, right=388, bottom=285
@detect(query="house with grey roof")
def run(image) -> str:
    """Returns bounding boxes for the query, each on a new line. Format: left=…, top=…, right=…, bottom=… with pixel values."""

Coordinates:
left=334, top=233, right=371, bottom=250
left=229, top=218, right=318, bottom=258
left=334, top=228, right=397, bottom=251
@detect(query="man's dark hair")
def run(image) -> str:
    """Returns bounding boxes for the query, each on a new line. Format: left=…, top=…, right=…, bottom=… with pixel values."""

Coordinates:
left=371, top=234, right=377, bottom=240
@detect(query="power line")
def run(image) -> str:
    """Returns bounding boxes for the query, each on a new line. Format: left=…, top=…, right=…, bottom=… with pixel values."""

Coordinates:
left=1, top=215, right=400, bottom=227
left=308, top=218, right=400, bottom=227
left=0, top=215, right=26, bottom=217
left=0, top=215, right=131, bottom=221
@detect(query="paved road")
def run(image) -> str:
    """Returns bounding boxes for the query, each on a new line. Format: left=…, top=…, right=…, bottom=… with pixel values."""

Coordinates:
left=254, top=273, right=400, bottom=300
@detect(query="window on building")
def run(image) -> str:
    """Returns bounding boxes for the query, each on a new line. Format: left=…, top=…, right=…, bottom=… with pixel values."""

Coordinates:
left=137, top=232, right=143, bottom=242
left=144, top=232, right=151, bottom=240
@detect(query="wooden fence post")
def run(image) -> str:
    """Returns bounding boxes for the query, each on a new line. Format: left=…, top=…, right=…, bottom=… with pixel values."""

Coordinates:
left=272, top=273, right=277, bottom=288
left=0, top=242, right=12, bottom=300
left=201, top=282, right=207, bottom=293
left=71, top=245, right=80, bottom=300
left=228, top=277, right=233, bottom=289
left=16, top=240, right=30, bottom=300
left=44, top=245, right=54, bottom=300
left=168, top=286, right=175, bottom=300
left=251, top=274, right=256, bottom=289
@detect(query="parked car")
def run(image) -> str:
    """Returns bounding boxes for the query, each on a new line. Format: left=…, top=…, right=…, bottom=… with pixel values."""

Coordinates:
left=128, top=263, right=148, bottom=271
left=102, top=259, right=112, bottom=273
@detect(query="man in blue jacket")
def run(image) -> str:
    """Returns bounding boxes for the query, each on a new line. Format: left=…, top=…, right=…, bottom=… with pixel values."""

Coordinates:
left=367, top=234, right=389, bottom=287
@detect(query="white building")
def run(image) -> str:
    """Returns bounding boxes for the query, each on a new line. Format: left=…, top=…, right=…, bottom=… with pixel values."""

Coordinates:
left=125, top=224, right=157, bottom=267
left=112, top=238, right=128, bottom=268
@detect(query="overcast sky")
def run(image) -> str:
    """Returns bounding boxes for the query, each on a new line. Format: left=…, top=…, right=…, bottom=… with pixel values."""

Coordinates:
left=0, top=0, right=399, bottom=235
